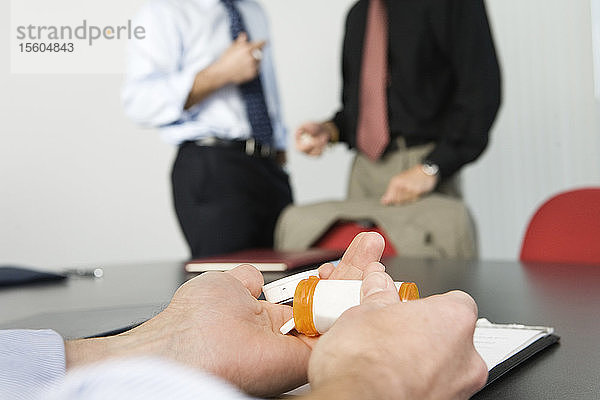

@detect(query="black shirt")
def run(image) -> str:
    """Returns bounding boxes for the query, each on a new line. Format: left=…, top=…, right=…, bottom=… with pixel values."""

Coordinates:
left=332, top=0, right=501, bottom=178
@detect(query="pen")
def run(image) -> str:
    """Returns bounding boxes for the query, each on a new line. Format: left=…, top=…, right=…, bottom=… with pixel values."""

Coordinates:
left=63, top=268, right=104, bottom=279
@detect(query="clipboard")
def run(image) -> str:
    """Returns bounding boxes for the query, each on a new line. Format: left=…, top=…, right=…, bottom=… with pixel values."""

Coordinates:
left=474, top=319, right=560, bottom=387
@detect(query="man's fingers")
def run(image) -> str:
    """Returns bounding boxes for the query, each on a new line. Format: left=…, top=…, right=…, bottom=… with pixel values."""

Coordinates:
left=261, top=301, right=294, bottom=330
left=360, top=271, right=400, bottom=306
left=422, top=291, right=479, bottom=336
left=381, top=187, right=396, bottom=205
left=297, top=131, right=316, bottom=152
left=308, top=147, right=324, bottom=157
left=226, top=264, right=264, bottom=298
left=249, top=41, right=266, bottom=63
left=329, top=232, right=385, bottom=280
left=236, top=32, right=248, bottom=43
left=295, top=124, right=313, bottom=136
left=295, top=127, right=306, bottom=139
left=251, top=40, right=267, bottom=50
left=362, top=261, right=385, bottom=276
left=440, top=290, right=479, bottom=318
left=381, top=188, right=419, bottom=206
left=318, top=262, right=335, bottom=279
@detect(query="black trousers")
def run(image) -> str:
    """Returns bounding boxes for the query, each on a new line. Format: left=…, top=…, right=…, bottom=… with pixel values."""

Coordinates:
left=171, top=143, right=293, bottom=258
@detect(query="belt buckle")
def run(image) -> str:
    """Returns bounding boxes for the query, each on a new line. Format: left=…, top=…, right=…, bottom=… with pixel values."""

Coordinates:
left=261, top=144, right=272, bottom=158
left=195, top=137, right=218, bottom=147
left=245, top=138, right=256, bottom=156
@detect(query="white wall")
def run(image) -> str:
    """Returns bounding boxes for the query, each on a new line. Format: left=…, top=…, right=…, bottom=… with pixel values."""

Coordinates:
left=1, top=0, right=186, bottom=269
left=1, top=0, right=598, bottom=270
left=463, top=0, right=600, bottom=259
left=262, top=0, right=357, bottom=204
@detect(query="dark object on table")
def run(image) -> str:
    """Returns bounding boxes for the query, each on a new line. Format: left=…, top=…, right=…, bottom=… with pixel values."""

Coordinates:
left=0, top=266, right=67, bottom=288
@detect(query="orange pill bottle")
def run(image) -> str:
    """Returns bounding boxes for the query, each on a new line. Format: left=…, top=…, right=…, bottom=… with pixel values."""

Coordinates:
left=292, top=277, right=419, bottom=336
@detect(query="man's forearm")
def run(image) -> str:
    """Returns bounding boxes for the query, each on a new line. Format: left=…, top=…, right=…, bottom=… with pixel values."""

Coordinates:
left=302, top=375, right=386, bottom=400
left=184, top=63, right=231, bottom=110
left=65, top=337, right=113, bottom=369
left=64, top=323, right=170, bottom=370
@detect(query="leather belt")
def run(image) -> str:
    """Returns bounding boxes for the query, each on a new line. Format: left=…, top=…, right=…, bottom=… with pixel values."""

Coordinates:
left=184, top=137, right=277, bottom=160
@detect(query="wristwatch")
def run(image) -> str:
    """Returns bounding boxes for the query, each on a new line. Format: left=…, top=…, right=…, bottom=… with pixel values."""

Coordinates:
left=421, top=161, right=440, bottom=177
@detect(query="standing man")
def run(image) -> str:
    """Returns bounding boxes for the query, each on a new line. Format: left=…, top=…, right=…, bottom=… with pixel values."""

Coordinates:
left=297, top=0, right=501, bottom=205
left=123, top=0, right=292, bottom=257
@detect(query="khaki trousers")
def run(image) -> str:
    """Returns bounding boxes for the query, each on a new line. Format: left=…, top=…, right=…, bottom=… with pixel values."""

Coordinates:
left=274, top=138, right=478, bottom=259
left=348, top=138, right=461, bottom=199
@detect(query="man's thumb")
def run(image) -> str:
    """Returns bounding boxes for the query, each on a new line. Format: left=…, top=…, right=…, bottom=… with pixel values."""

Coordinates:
left=360, top=271, right=400, bottom=307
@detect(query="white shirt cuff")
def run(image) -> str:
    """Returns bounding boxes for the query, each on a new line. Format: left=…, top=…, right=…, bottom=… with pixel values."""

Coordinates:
left=0, top=329, right=66, bottom=399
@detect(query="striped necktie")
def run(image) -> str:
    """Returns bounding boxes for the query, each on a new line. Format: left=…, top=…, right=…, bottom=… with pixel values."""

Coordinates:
left=356, top=0, right=390, bottom=161
left=221, top=0, right=274, bottom=147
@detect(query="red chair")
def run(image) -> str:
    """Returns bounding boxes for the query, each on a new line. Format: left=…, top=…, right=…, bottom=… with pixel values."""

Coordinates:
left=314, top=221, right=398, bottom=257
left=520, top=188, right=600, bottom=265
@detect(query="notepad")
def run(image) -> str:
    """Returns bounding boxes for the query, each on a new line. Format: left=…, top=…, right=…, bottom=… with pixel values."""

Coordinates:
left=281, top=316, right=559, bottom=396
left=285, top=319, right=559, bottom=395
left=474, top=318, right=559, bottom=386
left=185, top=248, right=343, bottom=272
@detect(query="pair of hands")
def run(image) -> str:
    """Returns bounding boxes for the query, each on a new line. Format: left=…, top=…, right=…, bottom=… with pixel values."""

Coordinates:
left=65, top=233, right=487, bottom=399
left=295, top=122, right=438, bottom=205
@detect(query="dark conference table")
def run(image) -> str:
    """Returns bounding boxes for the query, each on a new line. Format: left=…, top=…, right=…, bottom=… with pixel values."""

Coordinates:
left=1, top=257, right=599, bottom=399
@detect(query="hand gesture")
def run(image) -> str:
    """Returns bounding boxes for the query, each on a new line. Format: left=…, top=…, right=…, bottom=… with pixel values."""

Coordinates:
left=295, top=122, right=331, bottom=156
left=65, top=233, right=388, bottom=397
left=215, top=32, right=265, bottom=85
left=380, top=164, right=438, bottom=205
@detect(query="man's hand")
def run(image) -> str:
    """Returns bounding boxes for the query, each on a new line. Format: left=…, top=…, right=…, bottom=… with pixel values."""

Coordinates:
left=64, top=232, right=387, bottom=398
left=308, top=272, right=488, bottom=400
left=380, top=164, right=438, bottom=206
left=184, top=32, right=264, bottom=109
left=317, top=231, right=385, bottom=280
left=65, top=265, right=308, bottom=397
left=295, top=122, right=332, bottom=156
left=214, top=32, right=265, bottom=85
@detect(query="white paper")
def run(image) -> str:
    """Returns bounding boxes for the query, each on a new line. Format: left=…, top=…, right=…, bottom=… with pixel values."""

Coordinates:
left=262, top=269, right=320, bottom=304
left=474, top=318, right=554, bottom=371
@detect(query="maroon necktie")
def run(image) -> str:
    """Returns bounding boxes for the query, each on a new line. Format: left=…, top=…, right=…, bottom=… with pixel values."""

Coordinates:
left=356, top=0, right=390, bottom=161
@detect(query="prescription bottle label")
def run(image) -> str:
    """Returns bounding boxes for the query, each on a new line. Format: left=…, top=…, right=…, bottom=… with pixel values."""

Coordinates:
left=293, top=277, right=419, bottom=336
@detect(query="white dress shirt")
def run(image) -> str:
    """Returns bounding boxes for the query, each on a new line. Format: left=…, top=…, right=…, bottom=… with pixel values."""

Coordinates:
left=0, top=329, right=256, bottom=400
left=0, top=330, right=65, bottom=399
left=46, top=358, right=255, bottom=400
left=122, top=0, right=287, bottom=149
